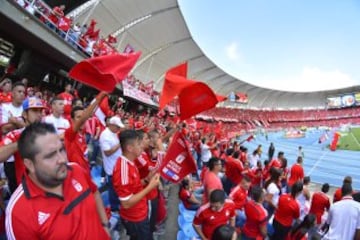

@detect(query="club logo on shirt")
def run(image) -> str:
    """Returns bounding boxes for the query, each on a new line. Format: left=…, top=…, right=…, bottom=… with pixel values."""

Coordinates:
left=72, top=179, right=83, bottom=192
left=210, top=216, right=215, bottom=220
left=225, top=210, right=230, bottom=217
left=38, top=211, right=50, bottom=225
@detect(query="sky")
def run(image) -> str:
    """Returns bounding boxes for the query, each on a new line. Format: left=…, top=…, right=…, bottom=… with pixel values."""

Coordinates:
left=178, top=0, right=360, bottom=92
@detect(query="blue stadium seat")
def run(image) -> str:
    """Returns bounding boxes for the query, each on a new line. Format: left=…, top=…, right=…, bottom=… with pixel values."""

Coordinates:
left=178, top=215, right=199, bottom=238
left=91, top=165, right=103, bottom=187
left=177, top=230, right=190, bottom=240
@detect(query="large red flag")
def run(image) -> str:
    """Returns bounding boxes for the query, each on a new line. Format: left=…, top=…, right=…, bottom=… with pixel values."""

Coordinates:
left=178, top=81, right=218, bottom=120
left=159, top=131, right=197, bottom=183
left=159, top=62, right=190, bottom=109
left=69, top=52, right=141, bottom=92
left=159, top=62, right=219, bottom=120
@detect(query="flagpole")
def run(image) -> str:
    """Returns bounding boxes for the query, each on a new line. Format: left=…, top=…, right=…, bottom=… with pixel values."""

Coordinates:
left=81, top=0, right=100, bottom=27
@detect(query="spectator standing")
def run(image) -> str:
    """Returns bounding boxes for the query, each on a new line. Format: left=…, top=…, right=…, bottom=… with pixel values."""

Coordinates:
left=242, top=186, right=268, bottom=240
left=99, top=116, right=124, bottom=212
left=202, top=157, right=224, bottom=204
left=229, top=175, right=251, bottom=227
left=323, top=183, right=360, bottom=240
left=309, top=183, right=330, bottom=238
left=287, top=156, right=304, bottom=191
left=64, top=92, right=106, bottom=175
left=272, top=181, right=303, bottom=240
left=112, top=130, right=160, bottom=240
left=5, top=123, right=110, bottom=239
left=1, top=82, right=26, bottom=134
left=43, top=97, right=70, bottom=138
left=268, top=142, right=275, bottom=161
left=58, top=83, right=74, bottom=120
left=333, top=176, right=352, bottom=203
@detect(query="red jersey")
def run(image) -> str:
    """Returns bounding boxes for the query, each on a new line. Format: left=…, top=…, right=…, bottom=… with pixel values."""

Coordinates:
left=134, top=151, right=158, bottom=200
left=0, top=92, right=11, bottom=103
left=288, top=163, right=304, bottom=187
left=64, top=125, right=90, bottom=175
left=0, top=128, right=24, bottom=185
left=179, top=188, right=192, bottom=209
left=240, top=151, right=247, bottom=163
left=333, top=188, right=342, bottom=203
left=242, top=200, right=268, bottom=239
left=6, top=163, right=109, bottom=239
left=113, top=156, right=148, bottom=222
left=224, top=156, right=244, bottom=185
left=193, top=200, right=236, bottom=239
left=229, top=185, right=248, bottom=210
left=309, top=192, right=330, bottom=224
left=58, top=92, right=73, bottom=119
left=269, top=158, right=282, bottom=169
left=202, top=171, right=223, bottom=204
left=251, top=167, right=263, bottom=186
left=274, top=194, right=300, bottom=226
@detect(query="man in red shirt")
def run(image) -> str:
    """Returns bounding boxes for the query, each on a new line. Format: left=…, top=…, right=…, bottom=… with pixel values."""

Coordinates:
left=309, top=183, right=330, bottom=226
left=113, top=130, right=160, bottom=240
left=287, top=156, right=304, bottom=190
left=202, top=157, right=224, bottom=204
left=223, top=152, right=244, bottom=194
left=193, top=189, right=236, bottom=240
left=58, top=83, right=73, bottom=120
left=269, top=151, right=284, bottom=169
left=242, top=186, right=268, bottom=239
left=272, top=181, right=303, bottom=240
left=64, top=92, right=106, bottom=175
left=229, top=175, right=251, bottom=227
left=0, top=97, right=45, bottom=193
left=6, top=122, right=110, bottom=239
left=134, top=130, right=161, bottom=234
left=333, top=176, right=352, bottom=203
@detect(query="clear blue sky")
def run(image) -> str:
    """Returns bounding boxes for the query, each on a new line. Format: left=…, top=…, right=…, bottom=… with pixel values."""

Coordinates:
left=178, top=0, right=360, bottom=92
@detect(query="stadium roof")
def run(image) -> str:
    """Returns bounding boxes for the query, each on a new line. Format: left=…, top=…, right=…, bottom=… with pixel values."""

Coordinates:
left=68, top=0, right=360, bottom=109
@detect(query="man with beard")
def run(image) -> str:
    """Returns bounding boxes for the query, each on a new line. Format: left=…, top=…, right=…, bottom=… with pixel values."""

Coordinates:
left=5, top=122, right=110, bottom=239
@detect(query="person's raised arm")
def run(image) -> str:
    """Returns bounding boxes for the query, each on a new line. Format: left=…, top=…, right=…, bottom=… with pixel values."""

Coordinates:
left=73, top=92, right=107, bottom=132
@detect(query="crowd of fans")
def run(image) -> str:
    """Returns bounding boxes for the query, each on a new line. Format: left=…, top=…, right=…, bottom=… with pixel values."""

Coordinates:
left=0, top=74, right=359, bottom=239
left=201, top=107, right=360, bottom=131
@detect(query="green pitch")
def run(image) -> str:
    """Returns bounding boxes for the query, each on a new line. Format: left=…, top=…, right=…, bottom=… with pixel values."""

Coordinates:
left=336, top=127, right=360, bottom=151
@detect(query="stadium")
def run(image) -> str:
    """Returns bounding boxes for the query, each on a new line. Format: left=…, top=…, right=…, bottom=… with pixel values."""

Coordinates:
left=0, top=0, right=360, bottom=239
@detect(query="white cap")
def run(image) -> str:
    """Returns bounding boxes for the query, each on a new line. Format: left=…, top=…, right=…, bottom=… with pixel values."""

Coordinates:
left=109, top=116, right=125, bottom=128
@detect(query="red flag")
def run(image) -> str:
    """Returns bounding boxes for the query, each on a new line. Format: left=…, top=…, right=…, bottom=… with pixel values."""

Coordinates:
left=69, top=52, right=141, bottom=92
left=84, top=19, right=96, bottom=37
left=178, top=81, right=218, bottom=120
left=159, top=131, right=197, bottom=183
left=246, top=135, right=254, bottom=142
left=159, top=62, right=219, bottom=120
left=159, top=63, right=189, bottom=109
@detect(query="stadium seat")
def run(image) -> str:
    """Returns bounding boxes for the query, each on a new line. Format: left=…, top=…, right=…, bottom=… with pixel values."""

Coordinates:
left=91, top=165, right=103, bottom=187
left=178, top=215, right=199, bottom=238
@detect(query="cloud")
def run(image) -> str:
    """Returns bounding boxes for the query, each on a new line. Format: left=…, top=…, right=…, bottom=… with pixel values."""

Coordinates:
left=225, top=42, right=241, bottom=61
left=251, top=67, right=359, bottom=92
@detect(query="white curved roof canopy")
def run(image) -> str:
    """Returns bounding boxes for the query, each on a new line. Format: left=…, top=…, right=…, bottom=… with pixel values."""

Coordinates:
left=68, top=0, right=360, bottom=109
